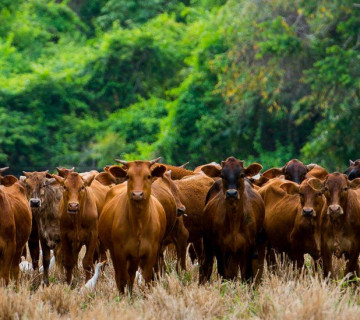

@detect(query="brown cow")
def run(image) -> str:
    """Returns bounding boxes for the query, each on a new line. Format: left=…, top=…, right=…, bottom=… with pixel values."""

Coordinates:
left=321, top=173, right=360, bottom=278
left=344, top=160, right=360, bottom=180
left=259, top=177, right=326, bottom=267
left=0, top=175, right=32, bottom=286
left=96, top=166, right=188, bottom=272
left=262, top=159, right=316, bottom=184
left=22, top=171, right=63, bottom=285
left=98, top=159, right=167, bottom=293
left=163, top=164, right=194, bottom=180
left=199, top=157, right=264, bottom=283
left=52, top=172, right=98, bottom=284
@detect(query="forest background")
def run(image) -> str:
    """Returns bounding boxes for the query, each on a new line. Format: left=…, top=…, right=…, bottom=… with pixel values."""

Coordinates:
left=0, top=0, right=359, bottom=174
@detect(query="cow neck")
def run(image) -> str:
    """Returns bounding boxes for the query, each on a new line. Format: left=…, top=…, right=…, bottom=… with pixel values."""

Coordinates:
left=224, top=195, right=246, bottom=231
left=69, top=189, right=88, bottom=244
left=128, top=196, right=151, bottom=235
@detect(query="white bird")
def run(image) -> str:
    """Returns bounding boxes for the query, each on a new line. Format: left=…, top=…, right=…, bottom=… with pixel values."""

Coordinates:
left=19, top=256, right=33, bottom=273
left=39, top=256, right=55, bottom=274
left=84, top=261, right=106, bottom=291
left=135, top=270, right=143, bottom=286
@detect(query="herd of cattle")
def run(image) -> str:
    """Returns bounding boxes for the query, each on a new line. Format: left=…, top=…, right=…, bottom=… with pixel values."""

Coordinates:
left=1, top=157, right=360, bottom=293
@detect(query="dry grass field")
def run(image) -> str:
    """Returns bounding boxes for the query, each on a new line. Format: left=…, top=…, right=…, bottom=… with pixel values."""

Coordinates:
left=2, top=250, right=360, bottom=320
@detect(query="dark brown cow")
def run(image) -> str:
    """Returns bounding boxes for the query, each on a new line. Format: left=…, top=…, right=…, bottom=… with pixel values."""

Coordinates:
left=22, top=171, right=62, bottom=285
left=200, top=157, right=264, bottom=283
left=259, top=178, right=326, bottom=267
left=98, top=159, right=166, bottom=293
left=321, top=173, right=360, bottom=278
left=262, top=159, right=316, bottom=184
left=52, top=172, right=98, bottom=284
left=344, top=160, right=360, bottom=180
left=0, top=175, right=32, bottom=286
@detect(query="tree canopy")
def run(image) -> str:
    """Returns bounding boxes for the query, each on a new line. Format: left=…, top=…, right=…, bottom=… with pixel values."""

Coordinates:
left=0, top=0, right=359, bottom=174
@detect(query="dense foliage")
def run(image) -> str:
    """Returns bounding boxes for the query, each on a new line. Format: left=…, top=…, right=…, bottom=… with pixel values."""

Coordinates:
left=0, top=0, right=359, bottom=174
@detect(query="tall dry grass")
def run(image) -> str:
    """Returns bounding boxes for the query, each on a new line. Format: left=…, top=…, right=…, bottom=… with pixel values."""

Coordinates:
left=1, top=250, right=360, bottom=320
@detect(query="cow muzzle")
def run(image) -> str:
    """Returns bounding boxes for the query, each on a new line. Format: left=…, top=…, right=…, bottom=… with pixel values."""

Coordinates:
left=302, top=207, right=315, bottom=217
left=225, top=189, right=239, bottom=200
left=327, top=204, right=343, bottom=215
left=177, top=205, right=186, bottom=217
left=131, top=191, right=144, bottom=201
left=68, top=202, right=80, bottom=214
left=29, top=198, right=41, bottom=208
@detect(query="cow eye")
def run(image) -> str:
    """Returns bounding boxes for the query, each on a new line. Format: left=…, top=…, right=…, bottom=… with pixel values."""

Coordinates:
left=317, top=192, right=322, bottom=197
left=344, top=187, right=348, bottom=191
left=63, top=186, right=67, bottom=191
left=148, top=175, right=151, bottom=180
left=240, top=173, right=244, bottom=178
left=124, top=175, right=129, bottom=181
left=299, top=193, right=304, bottom=197
left=81, top=186, right=85, bottom=190
left=324, top=187, right=329, bottom=191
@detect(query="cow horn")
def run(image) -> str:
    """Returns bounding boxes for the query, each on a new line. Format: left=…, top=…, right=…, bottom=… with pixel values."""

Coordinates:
left=179, top=161, right=189, bottom=168
left=0, top=167, right=9, bottom=173
left=149, top=157, right=162, bottom=165
left=115, top=159, right=128, bottom=166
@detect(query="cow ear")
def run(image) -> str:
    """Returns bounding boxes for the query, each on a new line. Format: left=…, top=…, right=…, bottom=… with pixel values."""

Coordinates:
left=95, top=172, right=116, bottom=186
left=109, top=165, right=127, bottom=178
left=23, top=171, right=30, bottom=178
left=350, top=178, right=360, bottom=190
left=151, top=164, right=166, bottom=178
left=201, top=165, right=222, bottom=178
left=82, top=174, right=95, bottom=187
left=280, top=182, right=299, bottom=195
left=307, top=178, right=323, bottom=191
left=262, top=168, right=284, bottom=179
left=1, top=175, right=18, bottom=187
left=244, top=163, right=262, bottom=177
left=350, top=160, right=355, bottom=166
left=51, top=174, right=65, bottom=185
left=45, top=173, right=53, bottom=179
left=306, top=163, right=316, bottom=172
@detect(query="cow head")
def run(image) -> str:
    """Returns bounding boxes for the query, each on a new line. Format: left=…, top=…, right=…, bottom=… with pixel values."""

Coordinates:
left=52, top=172, right=94, bottom=215
left=163, top=170, right=186, bottom=216
left=22, top=171, right=56, bottom=208
left=263, top=159, right=315, bottom=184
left=323, top=173, right=360, bottom=217
left=344, top=159, right=360, bottom=180
left=56, top=167, right=75, bottom=178
left=280, top=178, right=325, bottom=218
left=201, top=156, right=262, bottom=202
left=112, top=157, right=165, bottom=202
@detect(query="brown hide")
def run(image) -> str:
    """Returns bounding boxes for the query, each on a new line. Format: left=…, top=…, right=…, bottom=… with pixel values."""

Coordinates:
left=200, top=157, right=264, bottom=283
left=321, top=173, right=360, bottom=278
left=0, top=177, right=32, bottom=286
left=259, top=178, right=325, bottom=267
left=98, top=159, right=167, bottom=293
left=52, top=172, right=98, bottom=284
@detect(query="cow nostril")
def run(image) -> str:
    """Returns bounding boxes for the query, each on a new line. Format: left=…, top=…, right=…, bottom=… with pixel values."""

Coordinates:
left=226, top=189, right=238, bottom=199
left=302, top=208, right=314, bottom=216
left=131, top=191, right=144, bottom=200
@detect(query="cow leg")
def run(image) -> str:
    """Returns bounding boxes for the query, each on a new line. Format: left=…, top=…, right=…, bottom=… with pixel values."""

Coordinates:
left=40, top=238, right=51, bottom=286
left=215, top=248, right=225, bottom=278
left=83, top=231, right=98, bottom=282
left=175, top=221, right=189, bottom=272
left=199, top=236, right=214, bottom=284
left=110, top=247, right=128, bottom=294
left=345, top=249, right=360, bottom=279
left=28, top=220, right=40, bottom=270
left=128, top=259, right=139, bottom=293
left=322, top=245, right=333, bottom=279
left=10, top=245, right=23, bottom=288
left=193, top=239, right=203, bottom=262
left=253, top=241, right=266, bottom=284
left=62, top=237, right=76, bottom=285
left=141, top=253, right=158, bottom=286
left=188, top=244, right=197, bottom=264
left=1, top=238, right=15, bottom=286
